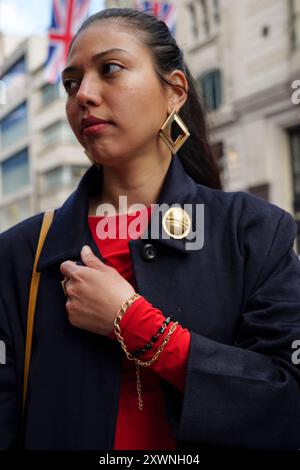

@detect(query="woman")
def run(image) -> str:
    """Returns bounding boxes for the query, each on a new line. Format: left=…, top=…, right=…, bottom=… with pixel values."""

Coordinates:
left=0, top=7, right=300, bottom=451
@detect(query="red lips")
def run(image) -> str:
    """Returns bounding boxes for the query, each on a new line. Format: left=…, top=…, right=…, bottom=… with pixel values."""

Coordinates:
left=81, top=115, right=111, bottom=131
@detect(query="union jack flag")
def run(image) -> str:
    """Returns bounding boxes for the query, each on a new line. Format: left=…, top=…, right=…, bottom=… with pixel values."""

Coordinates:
left=134, top=1, right=176, bottom=37
left=45, top=0, right=91, bottom=84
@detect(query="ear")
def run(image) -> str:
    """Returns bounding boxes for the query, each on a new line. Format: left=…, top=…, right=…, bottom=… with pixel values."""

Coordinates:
left=165, top=69, right=189, bottom=113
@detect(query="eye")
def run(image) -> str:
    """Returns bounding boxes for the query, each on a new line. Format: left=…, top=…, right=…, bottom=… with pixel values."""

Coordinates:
left=62, top=79, right=79, bottom=94
left=102, top=62, right=123, bottom=75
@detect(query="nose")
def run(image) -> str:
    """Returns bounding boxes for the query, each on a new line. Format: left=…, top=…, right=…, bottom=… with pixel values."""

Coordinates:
left=75, top=74, right=102, bottom=107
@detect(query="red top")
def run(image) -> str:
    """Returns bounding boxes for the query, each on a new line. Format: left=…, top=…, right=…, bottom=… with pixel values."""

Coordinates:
left=88, top=206, right=191, bottom=450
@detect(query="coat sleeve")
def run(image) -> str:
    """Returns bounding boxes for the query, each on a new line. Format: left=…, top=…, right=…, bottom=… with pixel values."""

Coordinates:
left=168, top=208, right=300, bottom=450
left=0, top=294, right=19, bottom=448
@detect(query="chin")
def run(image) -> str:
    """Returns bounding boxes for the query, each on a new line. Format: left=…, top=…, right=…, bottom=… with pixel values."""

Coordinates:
left=90, top=148, right=123, bottom=165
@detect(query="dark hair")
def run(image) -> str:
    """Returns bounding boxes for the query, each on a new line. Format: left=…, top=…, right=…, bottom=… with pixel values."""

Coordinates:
left=68, top=8, right=222, bottom=189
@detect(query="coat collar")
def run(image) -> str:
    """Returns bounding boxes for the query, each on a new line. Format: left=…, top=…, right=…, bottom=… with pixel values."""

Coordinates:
left=37, top=153, right=199, bottom=271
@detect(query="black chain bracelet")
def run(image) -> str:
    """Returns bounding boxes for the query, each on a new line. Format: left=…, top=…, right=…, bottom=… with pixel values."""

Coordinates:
left=132, top=315, right=173, bottom=358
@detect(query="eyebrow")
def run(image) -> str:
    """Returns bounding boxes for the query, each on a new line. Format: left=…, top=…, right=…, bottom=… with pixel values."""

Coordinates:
left=62, top=48, right=129, bottom=76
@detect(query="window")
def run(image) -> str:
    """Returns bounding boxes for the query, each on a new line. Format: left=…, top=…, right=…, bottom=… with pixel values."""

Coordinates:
left=1, top=148, right=30, bottom=196
left=200, top=0, right=210, bottom=35
left=289, top=127, right=300, bottom=196
left=187, top=0, right=221, bottom=43
left=0, top=102, right=28, bottom=149
left=290, top=0, right=300, bottom=49
left=198, top=69, right=223, bottom=111
left=41, top=82, right=62, bottom=106
left=41, top=165, right=87, bottom=194
left=288, top=126, right=300, bottom=251
left=0, top=57, right=26, bottom=103
left=42, top=121, right=76, bottom=147
left=187, top=2, right=199, bottom=38
left=41, top=166, right=65, bottom=193
left=0, top=80, right=5, bottom=105
left=0, top=197, right=31, bottom=232
left=212, top=0, right=220, bottom=25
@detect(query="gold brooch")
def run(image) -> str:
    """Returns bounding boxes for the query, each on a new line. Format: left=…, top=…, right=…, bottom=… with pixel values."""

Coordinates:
left=162, top=207, right=191, bottom=239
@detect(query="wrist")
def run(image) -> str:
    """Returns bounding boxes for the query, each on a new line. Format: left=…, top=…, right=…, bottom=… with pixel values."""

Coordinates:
left=115, top=292, right=141, bottom=324
left=107, top=293, right=141, bottom=339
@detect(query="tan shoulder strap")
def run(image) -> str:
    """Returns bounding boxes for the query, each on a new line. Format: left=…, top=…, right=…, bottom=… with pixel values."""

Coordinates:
left=23, top=209, right=55, bottom=413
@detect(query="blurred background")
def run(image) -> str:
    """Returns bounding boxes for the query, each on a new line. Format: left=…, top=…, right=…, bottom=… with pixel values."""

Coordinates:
left=0, top=0, right=299, bottom=250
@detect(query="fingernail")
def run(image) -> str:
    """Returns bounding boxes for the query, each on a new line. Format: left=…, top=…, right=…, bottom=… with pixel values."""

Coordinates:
left=82, top=245, right=91, bottom=255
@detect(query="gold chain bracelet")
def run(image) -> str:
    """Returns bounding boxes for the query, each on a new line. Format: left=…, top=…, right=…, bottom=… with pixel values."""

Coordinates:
left=113, top=293, right=178, bottom=411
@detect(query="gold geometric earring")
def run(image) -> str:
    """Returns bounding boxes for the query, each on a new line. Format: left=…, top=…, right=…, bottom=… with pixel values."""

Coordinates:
left=158, top=108, right=190, bottom=154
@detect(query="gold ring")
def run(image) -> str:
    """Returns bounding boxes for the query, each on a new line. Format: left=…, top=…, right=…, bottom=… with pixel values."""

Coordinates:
left=61, top=277, right=69, bottom=296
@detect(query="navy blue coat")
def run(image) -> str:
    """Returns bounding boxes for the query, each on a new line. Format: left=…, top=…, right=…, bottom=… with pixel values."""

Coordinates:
left=0, top=154, right=300, bottom=450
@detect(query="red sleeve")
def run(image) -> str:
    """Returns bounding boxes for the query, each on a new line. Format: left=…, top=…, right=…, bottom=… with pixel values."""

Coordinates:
left=107, top=296, right=191, bottom=392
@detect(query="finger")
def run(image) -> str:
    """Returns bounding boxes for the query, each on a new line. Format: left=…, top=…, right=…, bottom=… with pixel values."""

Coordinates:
left=60, top=260, right=78, bottom=277
left=81, top=245, right=106, bottom=270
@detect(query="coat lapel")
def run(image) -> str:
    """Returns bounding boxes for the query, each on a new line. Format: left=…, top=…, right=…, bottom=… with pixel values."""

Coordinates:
left=37, top=153, right=200, bottom=272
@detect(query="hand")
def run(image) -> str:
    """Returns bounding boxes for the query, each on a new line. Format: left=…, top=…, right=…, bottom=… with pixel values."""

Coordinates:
left=60, top=245, right=136, bottom=336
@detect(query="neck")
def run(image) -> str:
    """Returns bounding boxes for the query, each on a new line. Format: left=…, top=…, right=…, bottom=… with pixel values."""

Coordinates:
left=91, top=148, right=173, bottom=216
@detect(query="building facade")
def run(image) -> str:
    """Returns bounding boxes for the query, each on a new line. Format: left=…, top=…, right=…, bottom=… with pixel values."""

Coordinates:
left=0, top=34, right=89, bottom=232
